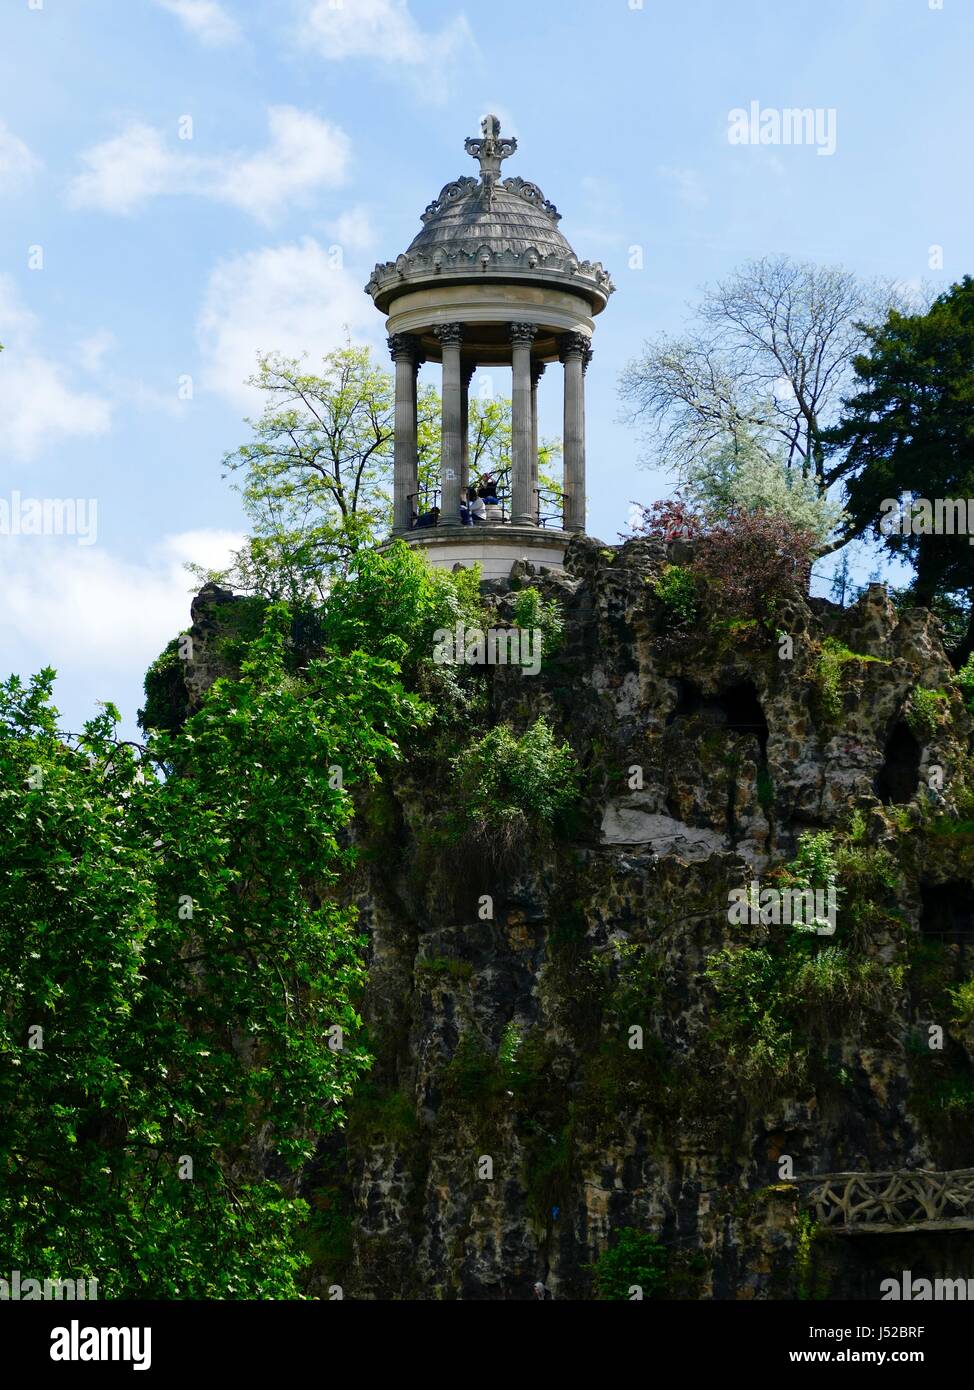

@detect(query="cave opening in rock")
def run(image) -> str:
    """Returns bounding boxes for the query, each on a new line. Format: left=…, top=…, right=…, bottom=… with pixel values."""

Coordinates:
left=920, top=882, right=974, bottom=942
left=876, top=721, right=921, bottom=805
left=668, top=679, right=769, bottom=758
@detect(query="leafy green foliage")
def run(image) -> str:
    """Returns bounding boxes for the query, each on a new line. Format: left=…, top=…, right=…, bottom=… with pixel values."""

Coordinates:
left=832, top=277, right=974, bottom=649
left=683, top=433, right=845, bottom=548
left=652, top=563, right=698, bottom=625
left=346, top=1085, right=419, bottom=1144
left=812, top=638, right=889, bottom=725
left=0, top=604, right=427, bottom=1297
left=322, top=540, right=486, bottom=684
left=497, top=1020, right=523, bottom=1079
left=511, top=586, right=564, bottom=659
left=705, top=936, right=884, bottom=1094
left=813, top=639, right=848, bottom=723
left=906, top=686, right=946, bottom=739
left=591, top=1228, right=669, bottom=1300
left=139, top=636, right=190, bottom=734
left=440, top=1031, right=498, bottom=1105
left=956, top=653, right=974, bottom=712
left=789, top=830, right=839, bottom=905
left=949, top=979, right=974, bottom=1029
left=704, top=833, right=895, bottom=1093
left=450, top=716, right=579, bottom=846
left=794, top=1212, right=823, bottom=1300
left=193, top=345, right=397, bottom=599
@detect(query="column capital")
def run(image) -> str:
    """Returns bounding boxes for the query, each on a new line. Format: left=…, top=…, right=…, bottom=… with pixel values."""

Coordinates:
left=387, top=332, right=422, bottom=363
left=531, top=360, right=546, bottom=387
left=510, top=321, right=539, bottom=346
left=434, top=322, right=464, bottom=348
left=559, top=331, right=591, bottom=362
left=461, top=360, right=477, bottom=388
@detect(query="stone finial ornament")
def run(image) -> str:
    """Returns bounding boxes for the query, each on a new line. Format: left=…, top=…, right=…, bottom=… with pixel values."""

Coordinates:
left=464, top=113, right=518, bottom=207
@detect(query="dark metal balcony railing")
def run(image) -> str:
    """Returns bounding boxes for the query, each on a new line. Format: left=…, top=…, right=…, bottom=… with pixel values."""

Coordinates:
left=408, top=485, right=564, bottom=530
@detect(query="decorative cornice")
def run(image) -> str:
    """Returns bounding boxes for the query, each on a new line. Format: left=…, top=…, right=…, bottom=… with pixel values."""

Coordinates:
left=434, top=322, right=465, bottom=347
left=364, top=247, right=614, bottom=312
left=510, top=322, right=539, bottom=345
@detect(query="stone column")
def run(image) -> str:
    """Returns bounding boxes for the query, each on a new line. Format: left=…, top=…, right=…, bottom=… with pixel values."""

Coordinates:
left=560, top=332, right=590, bottom=534
left=460, top=361, right=476, bottom=498
left=435, top=323, right=464, bottom=523
left=530, top=361, right=545, bottom=524
left=388, top=333, right=422, bottom=534
left=510, top=322, right=538, bottom=526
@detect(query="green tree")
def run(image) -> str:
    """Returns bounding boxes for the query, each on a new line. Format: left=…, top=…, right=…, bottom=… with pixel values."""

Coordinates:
left=201, top=344, right=398, bottom=601
left=683, top=432, right=845, bottom=550
left=619, top=256, right=908, bottom=536
left=591, top=1229, right=669, bottom=1300
left=829, top=277, right=974, bottom=659
left=0, top=608, right=427, bottom=1297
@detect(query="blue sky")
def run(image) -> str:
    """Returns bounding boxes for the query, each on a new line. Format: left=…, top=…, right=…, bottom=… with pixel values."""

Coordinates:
left=1, top=0, right=971, bottom=737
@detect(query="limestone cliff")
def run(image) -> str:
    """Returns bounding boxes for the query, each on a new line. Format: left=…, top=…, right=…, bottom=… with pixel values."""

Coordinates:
left=182, top=535, right=974, bottom=1300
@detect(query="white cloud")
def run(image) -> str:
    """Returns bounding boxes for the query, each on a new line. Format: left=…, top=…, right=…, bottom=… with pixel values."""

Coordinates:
left=298, top=0, right=474, bottom=98
left=0, top=120, right=40, bottom=192
left=0, top=529, right=243, bottom=678
left=0, top=357, right=112, bottom=459
left=69, top=107, right=350, bottom=221
left=0, top=274, right=37, bottom=340
left=326, top=204, right=376, bottom=253
left=77, top=329, right=116, bottom=373
left=68, top=122, right=179, bottom=215
left=0, top=277, right=112, bottom=461
left=217, top=107, right=350, bottom=221
left=156, top=0, right=240, bottom=46
left=657, top=165, right=708, bottom=210
left=197, top=236, right=378, bottom=407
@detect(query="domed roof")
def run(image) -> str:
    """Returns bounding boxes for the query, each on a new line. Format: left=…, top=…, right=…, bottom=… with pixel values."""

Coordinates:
left=405, top=175, right=576, bottom=262
left=365, top=115, right=614, bottom=315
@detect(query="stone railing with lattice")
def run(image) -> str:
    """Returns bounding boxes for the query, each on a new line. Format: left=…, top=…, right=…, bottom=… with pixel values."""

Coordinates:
left=803, top=1169, right=974, bottom=1232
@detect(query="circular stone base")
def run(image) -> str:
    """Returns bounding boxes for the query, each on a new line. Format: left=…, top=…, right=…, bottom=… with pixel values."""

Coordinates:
left=386, top=524, right=574, bottom=580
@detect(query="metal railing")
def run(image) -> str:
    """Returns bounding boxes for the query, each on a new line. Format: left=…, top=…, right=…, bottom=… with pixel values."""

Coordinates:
left=407, top=482, right=566, bottom=530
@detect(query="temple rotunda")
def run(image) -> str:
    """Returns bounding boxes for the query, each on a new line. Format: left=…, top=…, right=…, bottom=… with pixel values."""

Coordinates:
left=365, top=115, right=614, bottom=577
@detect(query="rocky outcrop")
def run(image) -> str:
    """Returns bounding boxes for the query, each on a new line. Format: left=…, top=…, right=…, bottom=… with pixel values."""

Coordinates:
left=182, top=536, right=974, bottom=1300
